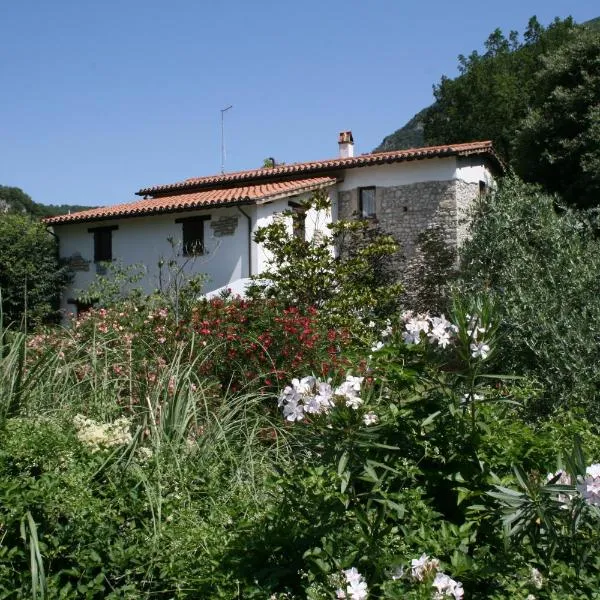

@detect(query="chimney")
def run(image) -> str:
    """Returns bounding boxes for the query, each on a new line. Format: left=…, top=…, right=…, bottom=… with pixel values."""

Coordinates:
left=338, top=131, right=354, bottom=158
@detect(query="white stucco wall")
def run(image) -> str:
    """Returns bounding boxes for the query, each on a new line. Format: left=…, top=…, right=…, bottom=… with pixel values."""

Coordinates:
left=337, top=156, right=496, bottom=191
left=456, top=161, right=494, bottom=186
left=252, top=189, right=333, bottom=274
left=55, top=205, right=250, bottom=317
left=337, top=157, right=458, bottom=191
left=55, top=189, right=334, bottom=318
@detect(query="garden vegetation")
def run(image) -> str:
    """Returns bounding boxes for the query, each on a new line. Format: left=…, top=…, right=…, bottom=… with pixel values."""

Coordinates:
left=1, top=180, right=600, bottom=598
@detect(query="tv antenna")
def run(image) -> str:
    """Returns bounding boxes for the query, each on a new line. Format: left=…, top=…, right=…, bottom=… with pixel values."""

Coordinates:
left=220, top=105, right=233, bottom=173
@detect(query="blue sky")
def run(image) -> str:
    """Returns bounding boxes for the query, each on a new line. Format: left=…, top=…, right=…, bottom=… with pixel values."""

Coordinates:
left=1, top=0, right=598, bottom=207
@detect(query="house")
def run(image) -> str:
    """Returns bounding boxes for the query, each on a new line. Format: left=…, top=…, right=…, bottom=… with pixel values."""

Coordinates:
left=44, top=133, right=502, bottom=318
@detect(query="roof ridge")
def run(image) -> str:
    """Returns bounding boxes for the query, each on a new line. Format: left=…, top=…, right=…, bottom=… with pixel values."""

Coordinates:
left=137, top=141, right=499, bottom=196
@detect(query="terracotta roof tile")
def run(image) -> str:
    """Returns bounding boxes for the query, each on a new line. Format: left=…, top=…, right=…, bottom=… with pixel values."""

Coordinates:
left=45, top=177, right=336, bottom=225
left=138, top=141, right=502, bottom=196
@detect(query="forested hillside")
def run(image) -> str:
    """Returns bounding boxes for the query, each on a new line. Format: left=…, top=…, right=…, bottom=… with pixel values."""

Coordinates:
left=0, top=185, right=92, bottom=218
left=374, top=15, right=600, bottom=207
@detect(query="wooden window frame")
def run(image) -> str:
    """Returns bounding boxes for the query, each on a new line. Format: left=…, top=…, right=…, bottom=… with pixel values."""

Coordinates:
left=175, top=215, right=211, bottom=256
left=88, top=225, right=118, bottom=263
left=288, top=201, right=307, bottom=241
left=359, top=186, right=376, bottom=219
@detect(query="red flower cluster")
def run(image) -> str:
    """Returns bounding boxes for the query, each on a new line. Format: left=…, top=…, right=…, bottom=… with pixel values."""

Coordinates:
left=187, top=298, right=352, bottom=390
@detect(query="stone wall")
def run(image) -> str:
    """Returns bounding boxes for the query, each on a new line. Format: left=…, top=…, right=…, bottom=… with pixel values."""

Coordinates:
left=337, top=179, right=481, bottom=311
left=210, top=215, right=239, bottom=237
left=455, top=179, right=480, bottom=247
left=338, top=180, right=461, bottom=259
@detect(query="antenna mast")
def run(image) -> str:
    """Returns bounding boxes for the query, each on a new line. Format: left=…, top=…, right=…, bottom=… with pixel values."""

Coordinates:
left=220, top=105, right=233, bottom=173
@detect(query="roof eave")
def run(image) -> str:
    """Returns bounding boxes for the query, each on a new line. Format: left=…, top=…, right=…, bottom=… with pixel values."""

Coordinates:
left=45, top=198, right=256, bottom=227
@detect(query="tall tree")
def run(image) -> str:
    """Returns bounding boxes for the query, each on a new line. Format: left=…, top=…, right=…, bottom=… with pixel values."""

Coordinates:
left=423, top=17, right=577, bottom=164
left=0, top=214, right=71, bottom=327
left=513, top=28, right=600, bottom=208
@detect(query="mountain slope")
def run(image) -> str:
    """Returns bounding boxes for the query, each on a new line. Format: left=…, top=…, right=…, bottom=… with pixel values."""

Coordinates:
left=0, top=185, right=92, bottom=219
left=374, top=16, right=599, bottom=153
left=373, top=108, right=428, bottom=152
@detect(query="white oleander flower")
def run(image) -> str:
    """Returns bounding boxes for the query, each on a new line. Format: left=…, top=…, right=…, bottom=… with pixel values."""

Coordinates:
left=278, top=384, right=299, bottom=407
left=410, top=553, right=440, bottom=581
left=345, top=395, right=363, bottom=409
left=429, top=326, right=453, bottom=348
left=402, top=315, right=430, bottom=345
left=363, top=411, right=379, bottom=426
left=432, top=572, right=464, bottom=599
left=371, top=341, right=384, bottom=352
left=282, top=399, right=305, bottom=422
left=291, top=376, right=316, bottom=395
left=335, top=375, right=364, bottom=409
left=586, top=463, right=600, bottom=478
left=577, top=463, right=600, bottom=506
left=470, top=341, right=490, bottom=359
left=339, top=568, right=368, bottom=600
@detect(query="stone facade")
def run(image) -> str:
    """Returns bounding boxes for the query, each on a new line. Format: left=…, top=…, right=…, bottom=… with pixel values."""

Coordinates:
left=209, top=215, right=239, bottom=237
left=337, top=179, right=482, bottom=311
left=337, top=179, right=479, bottom=260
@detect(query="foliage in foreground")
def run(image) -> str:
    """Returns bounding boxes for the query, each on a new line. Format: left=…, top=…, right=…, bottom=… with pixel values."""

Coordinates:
left=1, top=290, right=600, bottom=598
left=2, top=176, right=600, bottom=597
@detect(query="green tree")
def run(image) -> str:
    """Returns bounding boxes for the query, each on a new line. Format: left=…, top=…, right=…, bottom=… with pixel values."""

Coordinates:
left=250, top=190, right=402, bottom=327
left=459, top=176, right=600, bottom=415
left=0, top=214, right=71, bottom=327
left=423, top=17, right=577, bottom=163
left=513, top=28, right=600, bottom=208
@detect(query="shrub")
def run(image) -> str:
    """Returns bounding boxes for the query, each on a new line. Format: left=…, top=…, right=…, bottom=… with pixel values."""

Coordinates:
left=459, top=176, right=600, bottom=417
left=0, top=214, right=70, bottom=327
left=251, top=190, right=402, bottom=329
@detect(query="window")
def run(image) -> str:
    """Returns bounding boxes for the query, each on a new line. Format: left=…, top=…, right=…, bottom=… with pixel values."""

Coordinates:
left=359, top=187, right=376, bottom=218
left=479, top=180, right=488, bottom=196
left=88, top=225, right=118, bottom=262
left=288, top=201, right=306, bottom=240
left=176, top=215, right=211, bottom=256
left=67, top=298, right=95, bottom=317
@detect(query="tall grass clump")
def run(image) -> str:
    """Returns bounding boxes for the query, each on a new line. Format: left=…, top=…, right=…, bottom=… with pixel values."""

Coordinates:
left=0, top=304, right=299, bottom=596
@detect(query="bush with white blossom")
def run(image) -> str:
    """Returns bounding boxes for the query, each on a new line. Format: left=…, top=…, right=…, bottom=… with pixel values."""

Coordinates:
left=335, top=567, right=369, bottom=600
left=278, top=374, right=367, bottom=422
left=73, top=414, right=133, bottom=452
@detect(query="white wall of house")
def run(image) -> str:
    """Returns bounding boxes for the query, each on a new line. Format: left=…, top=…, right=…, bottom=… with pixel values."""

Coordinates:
left=56, top=205, right=249, bottom=317
left=55, top=190, right=334, bottom=318
left=337, top=156, right=495, bottom=191
left=456, top=161, right=494, bottom=186
left=337, top=157, right=458, bottom=191
left=251, top=189, right=333, bottom=275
